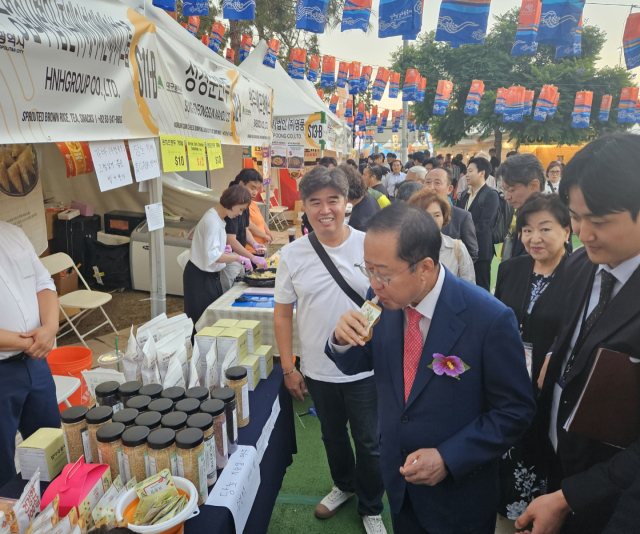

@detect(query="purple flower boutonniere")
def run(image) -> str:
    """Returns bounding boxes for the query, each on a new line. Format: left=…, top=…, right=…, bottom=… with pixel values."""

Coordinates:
left=428, top=353, right=469, bottom=380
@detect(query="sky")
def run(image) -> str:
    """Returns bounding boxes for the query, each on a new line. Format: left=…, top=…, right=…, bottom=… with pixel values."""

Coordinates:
left=317, top=0, right=635, bottom=110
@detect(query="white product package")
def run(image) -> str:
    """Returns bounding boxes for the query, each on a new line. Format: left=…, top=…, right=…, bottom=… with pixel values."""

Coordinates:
left=188, top=344, right=202, bottom=388
left=141, top=336, right=161, bottom=385
left=220, top=344, right=239, bottom=387
left=122, top=326, right=141, bottom=382
left=156, top=329, right=184, bottom=383
left=174, top=345, right=188, bottom=385
left=14, top=469, right=40, bottom=534
left=157, top=316, right=194, bottom=359
left=204, top=344, right=219, bottom=395
left=163, top=357, right=186, bottom=389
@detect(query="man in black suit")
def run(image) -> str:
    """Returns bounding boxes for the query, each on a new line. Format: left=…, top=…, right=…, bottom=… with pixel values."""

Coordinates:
left=489, top=147, right=501, bottom=172
left=495, top=153, right=545, bottom=259
left=516, top=133, right=640, bottom=534
left=425, top=168, right=479, bottom=263
left=457, top=157, right=499, bottom=291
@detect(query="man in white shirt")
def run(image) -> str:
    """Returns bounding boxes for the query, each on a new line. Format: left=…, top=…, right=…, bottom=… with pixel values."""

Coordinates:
left=274, top=166, right=386, bottom=534
left=0, top=222, right=61, bottom=487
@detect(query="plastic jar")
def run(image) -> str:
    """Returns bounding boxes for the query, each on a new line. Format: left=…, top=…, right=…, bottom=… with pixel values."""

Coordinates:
left=148, top=398, right=173, bottom=415
left=161, top=387, right=185, bottom=404
left=200, top=399, right=228, bottom=469
left=112, top=408, right=139, bottom=429
left=187, top=413, right=216, bottom=486
left=225, top=367, right=250, bottom=428
left=147, top=428, right=178, bottom=476
left=211, top=388, right=238, bottom=454
left=118, top=381, right=142, bottom=405
left=95, top=381, right=123, bottom=412
left=185, top=386, right=209, bottom=403
left=86, top=406, right=113, bottom=466
left=176, top=428, right=207, bottom=505
left=122, top=426, right=150, bottom=484
left=126, top=395, right=151, bottom=413
left=161, top=411, right=188, bottom=432
left=135, top=411, right=162, bottom=431
left=174, top=398, right=200, bottom=417
left=139, top=383, right=163, bottom=400
left=61, top=405, right=90, bottom=463
left=97, top=422, right=126, bottom=480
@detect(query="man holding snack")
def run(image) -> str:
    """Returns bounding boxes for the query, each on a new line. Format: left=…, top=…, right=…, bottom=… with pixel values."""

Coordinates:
left=326, top=203, right=535, bottom=533
left=274, top=166, right=386, bottom=534
left=0, top=222, right=61, bottom=487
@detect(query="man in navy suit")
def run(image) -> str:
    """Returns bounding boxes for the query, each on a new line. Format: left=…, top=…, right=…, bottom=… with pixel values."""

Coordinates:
left=326, top=204, right=536, bottom=533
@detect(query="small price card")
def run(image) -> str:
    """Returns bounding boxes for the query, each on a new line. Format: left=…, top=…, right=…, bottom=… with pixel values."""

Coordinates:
left=206, top=139, right=224, bottom=170
left=186, top=137, right=207, bottom=171
left=159, top=135, right=187, bottom=172
left=89, top=140, right=134, bottom=192
left=128, top=138, right=160, bottom=182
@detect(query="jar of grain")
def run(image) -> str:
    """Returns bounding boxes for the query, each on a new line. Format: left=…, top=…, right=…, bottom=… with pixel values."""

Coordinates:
left=135, top=411, right=162, bottom=431
left=121, top=426, right=150, bottom=484
left=187, top=413, right=216, bottom=486
left=61, top=405, right=90, bottom=463
left=126, top=395, right=151, bottom=413
left=185, top=386, right=209, bottom=403
left=174, top=398, right=200, bottom=417
left=118, top=381, right=142, bottom=405
left=225, top=367, right=250, bottom=428
left=139, top=383, right=163, bottom=400
left=96, top=422, right=126, bottom=479
left=95, top=381, right=123, bottom=412
left=86, top=406, right=113, bottom=466
left=211, top=388, right=237, bottom=455
left=161, top=411, right=188, bottom=432
left=176, top=428, right=208, bottom=505
left=147, top=428, right=178, bottom=476
left=148, top=398, right=173, bottom=415
left=161, top=387, right=185, bottom=404
left=200, top=399, right=228, bottom=469
left=112, top=408, right=139, bottom=429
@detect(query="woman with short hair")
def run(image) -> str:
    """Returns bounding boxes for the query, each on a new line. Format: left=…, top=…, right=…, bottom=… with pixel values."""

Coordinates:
left=544, top=161, right=562, bottom=193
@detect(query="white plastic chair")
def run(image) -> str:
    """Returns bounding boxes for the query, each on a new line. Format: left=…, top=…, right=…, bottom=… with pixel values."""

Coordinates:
left=53, top=375, right=81, bottom=408
left=268, top=190, right=289, bottom=231
left=39, top=253, right=118, bottom=348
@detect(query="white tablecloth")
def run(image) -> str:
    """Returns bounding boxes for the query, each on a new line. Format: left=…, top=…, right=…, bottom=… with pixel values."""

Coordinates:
left=195, top=283, right=300, bottom=357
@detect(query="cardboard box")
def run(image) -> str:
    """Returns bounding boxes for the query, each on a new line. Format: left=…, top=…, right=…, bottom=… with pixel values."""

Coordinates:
left=235, top=320, right=262, bottom=354
left=241, top=355, right=261, bottom=391
left=17, top=428, right=67, bottom=482
left=52, top=269, right=81, bottom=322
left=254, top=345, right=274, bottom=380
left=194, top=326, right=225, bottom=357
left=213, top=319, right=239, bottom=329
left=218, top=327, right=248, bottom=362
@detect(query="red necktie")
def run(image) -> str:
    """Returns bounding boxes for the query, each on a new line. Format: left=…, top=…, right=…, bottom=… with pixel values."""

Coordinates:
left=403, top=307, right=423, bottom=402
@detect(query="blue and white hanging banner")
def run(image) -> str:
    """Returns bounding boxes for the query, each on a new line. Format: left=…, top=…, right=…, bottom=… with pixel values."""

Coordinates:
left=598, top=95, right=612, bottom=122
left=341, top=0, right=372, bottom=32
left=296, top=0, right=330, bottom=33
left=571, top=91, right=592, bottom=128
left=503, top=86, right=526, bottom=122
left=435, top=0, right=491, bottom=48
left=377, top=125, right=384, bottom=133
left=223, top=0, right=256, bottom=20
left=555, top=15, right=581, bottom=58
left=403, top=0, right=425, bottom=39
left=402, top=69, right=419, bottom=102
left=494, top=87, right=507, bottom=114
left=433, top=80, right=453, bottom=115
left=537, top=0, right=585, bottom=46
left=379, top=0, right=415, bottom=38
left=511, top=0, right=541, bottom=56
left=464, top=80, right=484, bottom=115
left=388, top=72, right=400, bottom=98
left=153, top=0, right=176, bottom=10
left=183, top=0, right=209, bottom=16
left=623, top=13, right=640, bottom=70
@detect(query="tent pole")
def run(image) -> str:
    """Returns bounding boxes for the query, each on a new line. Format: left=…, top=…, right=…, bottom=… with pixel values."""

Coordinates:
left=149, top=176, right=167, bottom=319
left=401, top=39, right=409, bottom=165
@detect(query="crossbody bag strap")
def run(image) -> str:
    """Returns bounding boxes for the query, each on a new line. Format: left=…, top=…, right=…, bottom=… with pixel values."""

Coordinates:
left=308, top=232, right=365, bottom=307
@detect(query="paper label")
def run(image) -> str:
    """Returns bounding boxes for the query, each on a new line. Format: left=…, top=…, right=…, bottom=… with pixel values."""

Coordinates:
left=113, top=402, right=123, bottom=414
left=222, top=417, right=228, bottom=457
left=197, top=450, right=208, bottom=500
left=186, top=137, right=207, bottom=171
left=63, top=429, right=71, bottom=463
left=170, top=452, right=178, bottom=477
left=117, top=448, right=125, bottom=481
left=176, top=454, right=185, bottom=477
left=98, top=449, right=103, bottom=463
left=81, top=428, right=92, bottom=463
left=159, top=135, right=187, bottom=172
left=145, top=202, right=165, bottom=232
left=129, top=138, right=161, bottom=182
left=122, top=451, right=131, bottom=483
left=241, top=383, right=250, bottom=419
left=206, top=139, right=224, bottom=170
left=89, top=140, right=134, bottom=192
left=144, top=451, right=150, bottom=479
left=148, top=455, right=157, bottom=476
left=204, top=433, right=216, bottom=480
left=232, top=409, right=238, bottom=442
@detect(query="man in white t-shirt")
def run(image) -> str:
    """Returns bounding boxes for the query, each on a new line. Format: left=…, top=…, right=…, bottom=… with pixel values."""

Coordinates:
left=274, top=166, right=386, bottom=534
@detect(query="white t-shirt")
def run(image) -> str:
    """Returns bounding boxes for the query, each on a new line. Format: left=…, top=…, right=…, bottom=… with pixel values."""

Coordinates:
left=190, top=208, right=227, bottom=273
left=274, top=229, right=373, bottom=383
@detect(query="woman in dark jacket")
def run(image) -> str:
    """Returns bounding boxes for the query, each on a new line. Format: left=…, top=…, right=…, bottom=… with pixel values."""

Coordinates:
left=494, top=193, right=572, bottom=521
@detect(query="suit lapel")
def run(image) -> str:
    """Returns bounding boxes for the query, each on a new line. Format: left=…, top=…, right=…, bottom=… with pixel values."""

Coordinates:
left=383, top=308, right=406, bottom=410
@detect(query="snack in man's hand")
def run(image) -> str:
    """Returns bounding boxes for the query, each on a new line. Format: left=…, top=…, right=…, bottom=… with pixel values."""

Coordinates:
left=360, top=296, right=382, bottom=342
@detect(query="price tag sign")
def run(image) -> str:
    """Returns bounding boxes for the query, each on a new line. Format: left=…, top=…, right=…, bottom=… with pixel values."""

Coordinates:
left=128, top=138, right=160, bottom=182
left=89, top=140, right=134, bottom=192
left=206, top=139, right=224, bottom=170
left=159, top=135, right=187, bottom=172
left=186, top=138, right=207, bottom=171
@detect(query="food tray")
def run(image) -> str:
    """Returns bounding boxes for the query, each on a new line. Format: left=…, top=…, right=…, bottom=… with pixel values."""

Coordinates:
left=243, top=268, right=277, bottom=287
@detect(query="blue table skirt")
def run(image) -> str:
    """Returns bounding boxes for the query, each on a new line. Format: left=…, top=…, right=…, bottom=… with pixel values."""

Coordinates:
left=0, top=365, right=297, bottom=534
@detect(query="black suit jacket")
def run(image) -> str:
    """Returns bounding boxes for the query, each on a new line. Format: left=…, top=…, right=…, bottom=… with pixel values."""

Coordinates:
left=537, top=248, right=640, bottom=532
left=442, top=206, right=479, bottom=263
left=457, top=185, right=499, bottom=261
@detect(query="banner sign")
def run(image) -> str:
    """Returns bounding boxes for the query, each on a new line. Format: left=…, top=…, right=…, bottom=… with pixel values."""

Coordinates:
left=403, top=0, right=425, bottom=40
left=555, top=15, right=581, bottom=59
left=571, top=90, right=592, bottom=128
left=464, top=80, right=484, bottom=115
left=337, top=61, right=349, bottom=87
left=548, top=91, right=560, bottom=117
left=534, top=84, right=557, bottom=121
left=209, top=22, right=226, bottom=53
left=618, top=86, right=638, bottom=123
left=512, top=0, right=541, bottom=56
left=537, top=0, right=585, bottom=46
left=598, top=94, right=612, bottom=122
left=436, top=0, right=491, bottom=48
left=524, top=90, right=534, bottom=115
left=329, top=94, right=338, bottom=113
left=308, top=55, right=320, bottom=82
left=360, top=65, right=372, bottom=93
left=388, top=72, right=400, bottom=98
left=344, top=98, right=353, bottom=118
left=239, top=35, right=253, bottom=62
left=503, top=86, right=526, bottom=122
left=0, top=0, right=159, bottom=144
left=263, top=39, right=280, bottom=68
left=416, top=77, right=427, bottom=103
left=380, top=109, right=389, bottom=127
left=296, top=0, right=329, bottom=33
left=183, top=0, right=209, bottom=16
left=372, top=68, right=390, bottom=100
left=341, top=0, right=372, bottom=32
left=624, top=13, right=640, bottom=70
left=289, top=48, right=306, bottom=80
left=495, top=87, right=507, bottom=113
left=223, top=0, right=256, bottom=20
left=321, top=56, right=336, bottom=87
left=402, top=69, right=419, bottom=102
left=272, top=113, right=326, bottom=150
left=433, top=80, right=453, bottom=115
left=379, top=0, right=417, bottom=38
left=348, top=62, right=361, bottom=95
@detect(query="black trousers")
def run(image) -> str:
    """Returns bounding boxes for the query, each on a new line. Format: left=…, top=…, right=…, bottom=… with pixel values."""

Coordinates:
left=474, top=259, right=492, bottom=291
left=183, top=260, right=223, bottom=324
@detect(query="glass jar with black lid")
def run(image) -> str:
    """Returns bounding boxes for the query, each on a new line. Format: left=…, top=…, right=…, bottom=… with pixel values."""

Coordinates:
left=139, top=383, right=163, bottom=400
left=126, top=395, right=151, bottom=412
left=148, top=397, right=173, bottom=415
left=174, top=398, right=200, bottom=416
left=118, top=381, right=142, bottom=405
left=112, top=408, right=139, bottom=429
left=96, top=422, right=126, bottom=479
left=175, top=428, right=207, bottom=505
left=95, top=381, right=123, bottom=411
left=121, top=426, right=150, bottom=484
left=201, top=399, right=228, bottom=469
left=86, top=406, right=113, bottom=465
left=161, top=387, right=185, bottom=404
left=161, top=411, right=188, bottom=432
left=185, top=386, right=209, bottom=403
left=147, top=428, right=177, bottom=476
left=135, top=411, right=162, bottom=431
left=187, top=413, right=216, bottom=486
left=211, top=388, right=237, bottom=454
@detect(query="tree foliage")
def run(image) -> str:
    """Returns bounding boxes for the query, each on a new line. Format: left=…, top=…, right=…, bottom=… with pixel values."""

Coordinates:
left=390, top=9, right=635, bottom=152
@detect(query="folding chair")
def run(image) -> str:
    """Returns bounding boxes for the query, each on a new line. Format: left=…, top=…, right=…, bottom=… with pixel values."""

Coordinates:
left=268, top=189, right=289, bottom=231
left=39, top=253, right=118, bottom=348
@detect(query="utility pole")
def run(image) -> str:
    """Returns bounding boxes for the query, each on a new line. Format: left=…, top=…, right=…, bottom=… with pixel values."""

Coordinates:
left=401, top=40, right=409, bottom=165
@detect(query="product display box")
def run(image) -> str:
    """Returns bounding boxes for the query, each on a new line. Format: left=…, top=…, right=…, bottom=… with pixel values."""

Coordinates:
left=235, top=320, right=262, bottom=354
left=240, top=355, right=261, bottom=391
left=254, top=345, right=274, bottom=380
left=194, top=326, right=225, bottom=357
left=213, top=319, right=239, bottom=329
left=17, top=428, right=67, bottom=482
left=218, top=327, right=248, bottom=362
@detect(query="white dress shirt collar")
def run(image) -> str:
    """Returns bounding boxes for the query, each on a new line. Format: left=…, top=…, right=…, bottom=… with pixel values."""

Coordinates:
left=596, top=252, right=640, bottom=287
left=406, top=263, right=446, bottom=321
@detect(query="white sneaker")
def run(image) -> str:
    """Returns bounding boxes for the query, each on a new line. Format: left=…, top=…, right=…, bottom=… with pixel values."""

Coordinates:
left=314, top=486, right=355, bottom=519
left=363, top=515, right=387, bottom=534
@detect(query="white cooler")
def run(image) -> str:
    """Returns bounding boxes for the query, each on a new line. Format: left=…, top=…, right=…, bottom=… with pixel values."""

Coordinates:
left=130, top=220, right=196, bottom=296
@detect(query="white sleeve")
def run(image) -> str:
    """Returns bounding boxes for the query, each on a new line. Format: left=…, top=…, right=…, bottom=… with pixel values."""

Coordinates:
left=327, top=330, right=351, bottom=354
left=274, top=252, right=297, bottom=304
left=204, top=218, right=224, bottom=269
left=456, top=241, right=476, bottom=284
left=19, top=231, right=56, bottom=293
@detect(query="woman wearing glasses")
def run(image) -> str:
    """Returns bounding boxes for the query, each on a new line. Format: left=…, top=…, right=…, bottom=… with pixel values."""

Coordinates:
left=544, top=161, right=562, bottom=193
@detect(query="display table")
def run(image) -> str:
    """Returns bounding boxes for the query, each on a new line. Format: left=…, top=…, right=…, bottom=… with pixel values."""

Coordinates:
left=195, top=282, right=300, bottom=357
left=0, top=365, right=297, bottom=534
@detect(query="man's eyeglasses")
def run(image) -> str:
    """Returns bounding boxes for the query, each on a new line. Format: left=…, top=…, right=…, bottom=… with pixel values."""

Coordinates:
left=355, top=261, right=420, bottom=286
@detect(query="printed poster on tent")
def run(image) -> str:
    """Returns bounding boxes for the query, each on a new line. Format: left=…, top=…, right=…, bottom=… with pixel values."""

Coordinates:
left=0, top=0, right=159, bottom=144
left=272, top=113, right=325, bottom=150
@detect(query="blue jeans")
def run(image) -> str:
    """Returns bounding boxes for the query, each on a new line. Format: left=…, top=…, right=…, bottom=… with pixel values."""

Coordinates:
left=0, top=356, right=61, bottom=487
left=305, top=375, right=384, bottom=516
